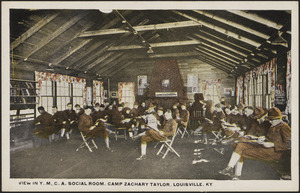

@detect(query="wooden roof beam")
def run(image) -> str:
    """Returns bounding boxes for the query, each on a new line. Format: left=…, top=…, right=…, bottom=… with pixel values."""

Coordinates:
left=107, top=40, right=201, bottom=51
left=194, top=10, right=270, bottom=39
left=90, top=52, right=125, bottom=72
left=196, top=56, right=233, bottom=74
left=11, top=12, right=60, bottom=50
left=227, top=10, right=283, bottom=30
left=78, top=20, right=201, bottom=37
left=96, top=54, right=133, bottom=74
left=106, top=61, right=134, bottom=77
left=194, top=48, right=236, bottom=68
left=173, top=11, right=262, bottom=48
left=15, top=12, right=88, bottom=66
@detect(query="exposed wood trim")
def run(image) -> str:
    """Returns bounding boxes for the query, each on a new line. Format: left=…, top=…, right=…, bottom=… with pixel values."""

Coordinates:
left=194, top=48, right=236, bottom=68
left=194, top=10, right=270, bottom=39
left=90, top=53, right=125, bottom=72
left=15, top=12, right=88, bottom=66
left=107, top=40, right=201, bottom=51
left=71, top=39, right=109, bottom=69
left=84, top=52, right=115, bottom=70
left=173, top=11, right=262, bottom=48
left=196, top=56, right=232, bottom=74
left=197, top=29, right=253, bottom=53
left=106, top=61, right=134, bottom=77
left=11, top=12, right=60, bottom=50
left=227, top=10, right=283, bottom=30
left=78, top=20, right=201, bottom=37
left=95, top=53, right=131, bottom=74
left=52, top=39, right=93, bottom=65
left=195, top=45, right=240, bottom=64
left=148, top=52, right=199, bottom=59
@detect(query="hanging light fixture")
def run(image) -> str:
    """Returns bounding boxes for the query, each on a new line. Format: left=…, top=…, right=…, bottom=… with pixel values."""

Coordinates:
left=99, top=9, right=113, bottom=14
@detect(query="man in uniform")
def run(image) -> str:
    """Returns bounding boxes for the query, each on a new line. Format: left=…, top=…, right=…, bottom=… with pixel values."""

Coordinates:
left=91, top=103, right=107, bottom=123
left=75, top=104, right=84, bottom=117
left=52, top=106, right=68, bottom=140
left=33, top=106, right=56, bottom=141
left=219, top=107, right=291, bottom=180
left=136, top=109, right=177, bottom=160
left=139, top=102, right=147, bottom=115
left=63, top=103, right=77, bottom=139
left=78, top=106, right=112, bottom=151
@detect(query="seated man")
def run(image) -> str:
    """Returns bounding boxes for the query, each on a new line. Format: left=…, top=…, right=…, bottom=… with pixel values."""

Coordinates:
left=136, top=109, right=177, bottom=160
left=52, top=106, right=68, bottom=139
left=91, top=103, right=107, bottom=123
left=201, top=104, right=226, bottom=144
left=219, top=107, right=291, bottom=180
left=63, top=103, right=77, bottom=139
left=179, top=103, right=190, bottom=130
left=78, top=106, right=112, bottom=151
left=33, top=106, right=56, bottom=140
left=75, top=104, right=84, bottom=117
left=246, top=107, right=271, bottom=137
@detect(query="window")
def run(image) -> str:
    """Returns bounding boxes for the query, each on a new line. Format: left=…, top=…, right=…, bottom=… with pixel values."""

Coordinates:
left=255, top=75, right=263, bottom=107
left=56, top=81, right=71, bottom=111
left=38, top=80, right=53, bottom=113
left=248, top=78, right=254, bottom=107
left=118, top=82, right=135, bottom=108
left=93, top=80, right=104, bottom=105
left=205, top=84, right=220, bottom=106
left=187, top=74, right=198, bottom=94
left=73, top=82, right=85, bottom=108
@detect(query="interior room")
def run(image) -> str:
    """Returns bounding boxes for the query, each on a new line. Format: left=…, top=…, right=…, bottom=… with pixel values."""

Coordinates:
left=6, top=7, right=294, bottom=183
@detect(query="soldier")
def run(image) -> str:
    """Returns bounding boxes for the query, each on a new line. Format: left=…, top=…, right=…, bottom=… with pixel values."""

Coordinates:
left=63, top=103, right=77, bottom=139
left=75, top=104, right=84, bottom=117
left=91, top=103, right=107, bottom=123
left=219, top=107, right=291, bottom=180
left=204, top=94, right=214, bottom=120
left=157, top=106, right=165, bottom=130
left=139, top=102, right=146, bottom=115
left=78, top=106, right=112, bottom=151
left=246, top=107, right=271, bottom=137
left=52, top=106, right=68, bottom=140
left=130, top=102, right=140, bottom=118
left=136, top=109, right=177, bottom=160
left=33, top=106, right=56, bottom=141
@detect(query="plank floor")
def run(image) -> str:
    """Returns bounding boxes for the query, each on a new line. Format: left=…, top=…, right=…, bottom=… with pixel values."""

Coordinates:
left=10, top=130, right=281, bottom=180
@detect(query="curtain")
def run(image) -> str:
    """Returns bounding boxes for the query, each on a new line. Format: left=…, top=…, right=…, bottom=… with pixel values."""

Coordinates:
left=236, top=76, right=244, bottom=105
left=35, top=71, right=87, bottom=106
left=286, top=51, right=291, bottom=114
left=118, top=82, right=135, bottom=108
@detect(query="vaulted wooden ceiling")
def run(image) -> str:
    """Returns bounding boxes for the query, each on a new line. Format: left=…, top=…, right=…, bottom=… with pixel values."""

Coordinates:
left=10, top=9, right=291, bottom=78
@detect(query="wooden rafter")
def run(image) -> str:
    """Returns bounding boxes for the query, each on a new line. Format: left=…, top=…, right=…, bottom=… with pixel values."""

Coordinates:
left=193, top=10, right=270, bottom=39
left=14, top=12, right=88, bottom=66
left=78, top=20, right=201, bottom=37
left=196, top=56, right=232, bottom=74
left=227, top=10, right=283, bottom=30
left=173, top=11, right=262, bottom=48
left=106, top=61, right=134, bottom=77
left=107, top=40, right=201, bottom=51
left=90, top=53, right=125, bottom=72
left=11, top=12, right=60, bottom=50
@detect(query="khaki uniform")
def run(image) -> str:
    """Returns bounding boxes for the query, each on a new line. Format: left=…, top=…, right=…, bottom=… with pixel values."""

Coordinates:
left=91, top=110, right=106, bottom=123
left=141, top=119, right=177, bottom=143
left=64, top=109, right=77, bottom=132
left=78, top=113, right=108, bottom=138
left=33, top=112, right=56, bottom=138
left=246, top=120, right=271, bottom=137
left=233, top=121, right=291, bottom=161
left=180, top=109, right=190, bottom=128
left=52, top=111, right=68, bottom=133
left=204, top=100, right=213, bottom=120
left=202, top=111, right=225, bottom=133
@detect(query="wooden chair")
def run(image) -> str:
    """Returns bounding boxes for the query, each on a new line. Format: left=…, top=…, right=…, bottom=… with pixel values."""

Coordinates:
left=76, top=132, right=98, bottom=152
left=115, top=127, right=127, bottom=141
left=156, top=128, right=180, bottom=159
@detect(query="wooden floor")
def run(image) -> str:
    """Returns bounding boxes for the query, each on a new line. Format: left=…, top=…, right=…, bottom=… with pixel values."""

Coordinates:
left=10, top=130, right=281, bottom=180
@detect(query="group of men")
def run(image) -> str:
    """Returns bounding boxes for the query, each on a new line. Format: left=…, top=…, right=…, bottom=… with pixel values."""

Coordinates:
left=33, top=98, right=291, bottom=179
left=33, top=101, right=190, bottom=155
left=195, top=99, right=291, bottom=180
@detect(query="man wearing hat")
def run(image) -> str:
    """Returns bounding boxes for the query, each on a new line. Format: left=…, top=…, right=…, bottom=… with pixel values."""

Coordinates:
left=130, top=102, right=140, bottom=118
left=63, top=103, right=77, bottom=138
left=78, top=106, right=112, bottom=151
left=136, top=109, right=177, bottom=160
left=156, top=106, right=165, bottom=129
left=52, top=106, right=68, bottom=140
left=219, top=107, right=291, bottom=180
left=139, top=102, right=147, bottom=115
left=33, top=106, right=56, bottom=140
left=178, top=103, right=190, bottom=130
left=91, top=103, right=107, bottom=123
left=246, top=107, right=271, bottom=137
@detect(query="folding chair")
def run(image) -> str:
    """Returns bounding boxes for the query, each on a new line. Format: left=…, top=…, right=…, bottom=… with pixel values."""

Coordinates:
left=156, top=129, right=180, bottom=159
left=180, top=126, right=190, bottom=138
left=115, top=127, right=127, bottom=141
left=76, top=132, right=98, bottom=152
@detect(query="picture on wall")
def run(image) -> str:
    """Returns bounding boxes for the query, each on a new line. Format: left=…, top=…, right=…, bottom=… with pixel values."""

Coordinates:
left=162, top=79, right=170, bottom=91
left=224, top=88, right=233, bottom=96
left=137, top=75, right=147, bottom=89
